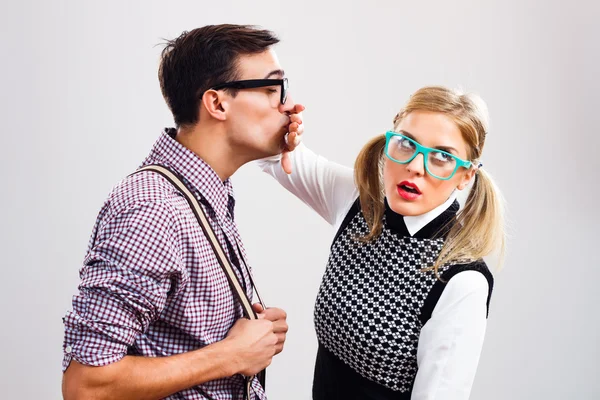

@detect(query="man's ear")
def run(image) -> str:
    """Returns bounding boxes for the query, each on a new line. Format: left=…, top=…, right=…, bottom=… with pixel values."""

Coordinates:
left=201, top=89, right=228, bottom=121
left=457, top=167, right=477, bottom=191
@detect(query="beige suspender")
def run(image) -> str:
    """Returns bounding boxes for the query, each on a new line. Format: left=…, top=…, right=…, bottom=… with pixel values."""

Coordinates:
left=136, top=165, right=266, bottom=398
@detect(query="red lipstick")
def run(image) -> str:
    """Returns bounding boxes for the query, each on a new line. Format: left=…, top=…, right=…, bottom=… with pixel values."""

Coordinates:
left=397, top=181, right=422, bottom=201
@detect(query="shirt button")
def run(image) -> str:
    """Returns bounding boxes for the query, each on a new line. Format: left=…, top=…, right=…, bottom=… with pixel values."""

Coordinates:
left=65, top=345, right=72, bottom=354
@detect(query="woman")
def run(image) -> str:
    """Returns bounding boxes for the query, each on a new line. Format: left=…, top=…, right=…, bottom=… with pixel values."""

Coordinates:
left=261, top=86, right=505, bottom=399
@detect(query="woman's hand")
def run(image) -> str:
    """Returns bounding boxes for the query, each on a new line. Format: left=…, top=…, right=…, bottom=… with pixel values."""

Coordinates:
left=281, top=104, right=306, bottom=174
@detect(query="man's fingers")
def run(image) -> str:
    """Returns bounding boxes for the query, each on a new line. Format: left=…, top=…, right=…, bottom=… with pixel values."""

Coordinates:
left=259, top=307, right=287, bottom=355
left=274, top=332, right=287, bottom=355
left=252, top=303, right=264, bottom=314
left=272, top=319, right=289, bottom=334
left=263, top=307, right=287, bottom=321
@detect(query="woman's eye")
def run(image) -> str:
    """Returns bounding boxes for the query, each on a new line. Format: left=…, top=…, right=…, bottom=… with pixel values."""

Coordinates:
left=266, top=88, right=278, bottom=93
left=399, top=138, right=415, bottom=149
left=433, top=151, right=452, bottom=162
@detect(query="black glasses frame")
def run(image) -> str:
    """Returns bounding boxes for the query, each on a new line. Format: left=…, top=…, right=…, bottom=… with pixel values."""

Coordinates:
left=210, top=78, right=288, bottom=105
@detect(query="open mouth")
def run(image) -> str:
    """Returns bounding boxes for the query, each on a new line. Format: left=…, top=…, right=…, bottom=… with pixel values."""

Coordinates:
left=400, top=184, right=420, bottom=194
left=398, top=181, right=421, bottom=195
left=397, top=181, right=422, bottom=200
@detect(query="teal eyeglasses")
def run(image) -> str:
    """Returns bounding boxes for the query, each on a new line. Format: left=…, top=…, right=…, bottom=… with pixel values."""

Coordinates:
left=384, top=131, right=472, bottom=180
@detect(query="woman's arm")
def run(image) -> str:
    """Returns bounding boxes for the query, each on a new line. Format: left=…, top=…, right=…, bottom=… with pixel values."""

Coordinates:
left=412, top=271, right=490, bottom=400
left=257, top=143, right=358, bottom=230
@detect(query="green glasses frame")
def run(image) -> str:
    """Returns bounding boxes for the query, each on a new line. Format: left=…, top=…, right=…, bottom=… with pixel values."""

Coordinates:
left=384, top=131, right=472, bottom=180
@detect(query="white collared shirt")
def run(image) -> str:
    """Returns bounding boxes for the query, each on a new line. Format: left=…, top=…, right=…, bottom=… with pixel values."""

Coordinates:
left=404, top=190, right=458, bottom=236
left=257, top=144, right=490, bottom=400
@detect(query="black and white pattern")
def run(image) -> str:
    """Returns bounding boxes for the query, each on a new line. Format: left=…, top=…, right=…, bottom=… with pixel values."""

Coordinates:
left=314, top=211, right=448, bottom=392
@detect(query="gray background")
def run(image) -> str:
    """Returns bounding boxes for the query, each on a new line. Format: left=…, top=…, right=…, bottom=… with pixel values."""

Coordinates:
left=1, top=0, right=599, bottom=398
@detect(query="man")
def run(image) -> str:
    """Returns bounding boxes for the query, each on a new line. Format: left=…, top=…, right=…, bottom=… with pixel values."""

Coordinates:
left=62, top=24, right=305, bottom=400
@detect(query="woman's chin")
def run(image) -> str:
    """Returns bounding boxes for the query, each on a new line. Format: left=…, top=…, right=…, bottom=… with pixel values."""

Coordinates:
left=386, top=191, right=434, bottom=217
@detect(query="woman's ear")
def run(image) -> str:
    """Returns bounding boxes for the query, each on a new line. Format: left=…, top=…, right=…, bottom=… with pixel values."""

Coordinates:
left=201, top=89, right=228, bottom=121
left=456, top=166, right=477, bottom=191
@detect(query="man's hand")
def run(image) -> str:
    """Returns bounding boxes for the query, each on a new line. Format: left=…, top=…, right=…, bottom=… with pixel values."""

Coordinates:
left=281, top=104, right=306, bottom=174
left=224, top=317, right=278, bottom=377
left=252, top=303, right=289, bottom=355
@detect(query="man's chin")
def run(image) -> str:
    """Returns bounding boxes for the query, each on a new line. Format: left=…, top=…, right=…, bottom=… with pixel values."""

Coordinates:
left=266, top=145, right=284, bottom=158
left=251, top=143, right=283, bottom=161
left=253, top=130, right=288, bottom=159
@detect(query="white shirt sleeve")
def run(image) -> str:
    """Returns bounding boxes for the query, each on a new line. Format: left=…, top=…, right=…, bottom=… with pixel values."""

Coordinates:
left=256, top=144, right=359, bottom=230
left=412, top=270, right=490, bottom=400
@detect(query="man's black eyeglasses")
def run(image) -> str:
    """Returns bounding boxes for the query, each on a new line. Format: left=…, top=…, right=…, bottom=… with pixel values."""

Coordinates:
left=210, top=78, right=288, bottom=105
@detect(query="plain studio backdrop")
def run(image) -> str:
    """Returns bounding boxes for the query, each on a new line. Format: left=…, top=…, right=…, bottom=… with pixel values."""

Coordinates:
left=1, top=0, right=598, bottom=398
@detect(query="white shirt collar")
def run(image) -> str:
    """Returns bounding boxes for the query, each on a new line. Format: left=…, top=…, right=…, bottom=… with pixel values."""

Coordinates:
left=403, top=191, right=458, bottom=236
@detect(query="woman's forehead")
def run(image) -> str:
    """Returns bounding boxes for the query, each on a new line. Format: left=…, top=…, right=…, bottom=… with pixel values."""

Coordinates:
left=397, top=111, right=469, bottom=156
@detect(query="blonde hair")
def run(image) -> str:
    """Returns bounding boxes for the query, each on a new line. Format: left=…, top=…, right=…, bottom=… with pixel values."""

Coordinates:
left=354, top=86, right=506, bottom=274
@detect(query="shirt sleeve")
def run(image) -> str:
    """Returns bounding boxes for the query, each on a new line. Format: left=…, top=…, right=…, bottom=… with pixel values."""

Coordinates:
left=256, top=144, right=358, bottom=230
left=62, top=201, right=185, bottom=371
left=412, top=270, right=490, bottom=400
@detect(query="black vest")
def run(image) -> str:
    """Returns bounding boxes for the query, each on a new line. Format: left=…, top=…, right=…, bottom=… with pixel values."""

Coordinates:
left=312, top=198, right=493, bottom=399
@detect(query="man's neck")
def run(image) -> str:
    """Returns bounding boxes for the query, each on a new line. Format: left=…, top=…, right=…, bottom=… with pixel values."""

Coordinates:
left=175, top=124, right=247, bottom=182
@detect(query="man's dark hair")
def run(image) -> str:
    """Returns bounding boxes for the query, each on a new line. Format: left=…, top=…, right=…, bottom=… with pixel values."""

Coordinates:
left=159, top=24, right=279, bottom=127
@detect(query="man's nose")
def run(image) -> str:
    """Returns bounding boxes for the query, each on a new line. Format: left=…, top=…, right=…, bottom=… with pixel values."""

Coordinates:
left=279, top=92, right=296, bottom=114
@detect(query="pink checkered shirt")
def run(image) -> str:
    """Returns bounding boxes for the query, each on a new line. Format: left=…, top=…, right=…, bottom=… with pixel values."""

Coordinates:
left=62, top=129, right=265, bottom=399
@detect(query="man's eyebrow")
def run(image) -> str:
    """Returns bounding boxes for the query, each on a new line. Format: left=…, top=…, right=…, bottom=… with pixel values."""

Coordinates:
left=264, top=69, right=284, bottom=79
